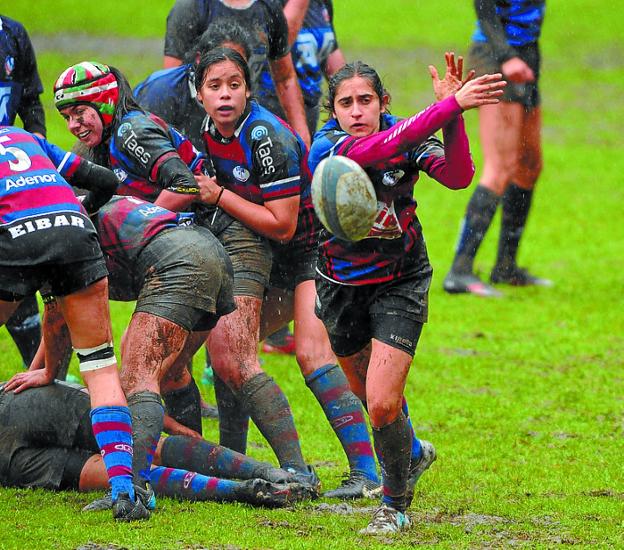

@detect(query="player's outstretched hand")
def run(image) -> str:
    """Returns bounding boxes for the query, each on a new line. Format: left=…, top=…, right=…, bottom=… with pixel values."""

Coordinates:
left=3, top=367, right=55, bottom=394
left=454, top=73, right=507, bottom=111
left=429, top=51, right=476, bottom=102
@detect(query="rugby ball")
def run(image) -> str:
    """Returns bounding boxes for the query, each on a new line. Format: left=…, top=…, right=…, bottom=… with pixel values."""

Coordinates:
left=311, top=155, right=377, bottom=241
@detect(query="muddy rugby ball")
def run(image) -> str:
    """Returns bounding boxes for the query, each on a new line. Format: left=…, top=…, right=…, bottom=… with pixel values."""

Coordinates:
left=311, top=155, right=377, bottom=241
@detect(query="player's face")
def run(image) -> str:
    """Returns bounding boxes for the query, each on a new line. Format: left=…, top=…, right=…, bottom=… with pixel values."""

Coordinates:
left=332, top=77, right=389, bottom=137
left=59, top=105, right=103, bottom=147
left=196, top=60, right=251, bottom=137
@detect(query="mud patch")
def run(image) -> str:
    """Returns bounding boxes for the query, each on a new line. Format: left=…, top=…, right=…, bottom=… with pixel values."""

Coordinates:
left=313, top=502, right=377, bottom=515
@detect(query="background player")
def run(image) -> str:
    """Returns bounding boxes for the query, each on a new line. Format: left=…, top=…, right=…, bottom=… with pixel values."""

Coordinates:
left=0, top=14, right=46, bottom=368
left=443, top=0, right=549, bottom=296
left=163, top=0, right=311, bottom=145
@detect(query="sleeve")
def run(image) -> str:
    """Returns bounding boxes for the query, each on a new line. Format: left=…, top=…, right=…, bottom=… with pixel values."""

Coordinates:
left=14, top=23, right=46, bottom=136
left=250, top=122, right=301, bottom=201
left=266, top=1, right=291, bottom=60
left=335, top=96, right=464, bottom=168
left=164, top=0, right=205, bottom=59
left=34, top=136, right=81, bottom=179
left=413, top=115, right=475, bottom=190
left=474, top=0, right=517, bottom=63
left=114, top=116, right=178, bottom=182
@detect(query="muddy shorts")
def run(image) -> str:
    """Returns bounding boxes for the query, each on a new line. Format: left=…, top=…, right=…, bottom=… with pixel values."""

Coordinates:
left=216, top=219, right=273, bottom=299
left=468, top=41, right=541, bottom=110
left=315, top=241, right=432, bottom=357
left=135, top=226, right=236, bottom=332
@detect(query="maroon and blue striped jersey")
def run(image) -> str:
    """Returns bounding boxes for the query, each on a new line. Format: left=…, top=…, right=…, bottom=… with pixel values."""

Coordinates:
left=109, top=110, right=205, bottom=202
left=94, top=195, right=187, bottom=298
left=308, top=96, right=474, bottom=285
left=202, top=100, right=315, bottom=246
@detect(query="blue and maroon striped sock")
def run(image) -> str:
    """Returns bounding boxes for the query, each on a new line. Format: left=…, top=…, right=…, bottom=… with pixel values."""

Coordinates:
left=149, top=466, right=238, bottom=501
left=90, top=406, right=135, bottom=501
left=306, top=364, right=378, bottom=482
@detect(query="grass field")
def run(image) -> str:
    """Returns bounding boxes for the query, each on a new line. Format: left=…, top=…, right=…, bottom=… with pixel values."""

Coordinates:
left=1, top=1, right=624, bottom=548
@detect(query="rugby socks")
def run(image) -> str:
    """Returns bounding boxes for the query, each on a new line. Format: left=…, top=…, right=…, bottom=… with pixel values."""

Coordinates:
left=239, top=372, right=307, bottom=472
left=90, top=406, right=135, bottom=502
left=162, top=378, right=203, bottom=435
left=451, top=185, right=500, bottom=274
left=372, top=413, right=412, bottom=513
left=401, top=397, right=423, bottom=462
left=127, top=391, right=164, bottom=488
left=5, top=295, right=41, bottom=367
left=150, top=466, right=239, bottom=502
left=305, top=364, right=379, bottom=482
left=214, top=373, right=249, bottom=454
left=495, top=183, right=534, bottom=271
left=160, top=435, right=267, bottom=480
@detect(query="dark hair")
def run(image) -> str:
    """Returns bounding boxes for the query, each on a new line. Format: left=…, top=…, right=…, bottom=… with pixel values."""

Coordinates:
left=185, top=18, right=254, bottom=64
left=324, top=61, right=391, bottom=117
left=92, top=66, right=146, bottom=166
left=195, top=47, right=252, bottom=93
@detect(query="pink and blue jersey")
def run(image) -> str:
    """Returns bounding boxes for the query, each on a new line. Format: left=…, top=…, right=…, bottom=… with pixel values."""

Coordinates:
left=109, top=110, right=205, bottom=202
left=308, top=96, right=474, bottom=285
left=202, top=100, right=315, bottom=246
left=0, top=127, right=98, bottom=266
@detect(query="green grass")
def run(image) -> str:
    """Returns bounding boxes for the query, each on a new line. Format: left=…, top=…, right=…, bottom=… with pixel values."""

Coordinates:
left=2, top=0, right=624, bottom=548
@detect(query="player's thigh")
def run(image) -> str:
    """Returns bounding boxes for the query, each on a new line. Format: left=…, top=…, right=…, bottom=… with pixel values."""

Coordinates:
left=479, top=102, right=525, bottom=193
left=57, top=278, right=113, bottom=348
left=260, top=286, right=294, bottom=340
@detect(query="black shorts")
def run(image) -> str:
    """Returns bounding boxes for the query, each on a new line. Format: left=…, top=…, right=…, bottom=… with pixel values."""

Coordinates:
left=0, top=212, right=106, bottom=301
left=469, top=41, right=541, bottom=110
left=0, top=257, right=108, bottom=302
left=0, top=430, right=92, bottom=491
left=315, top=244, right=432, bottom=357
left=135, top=226, right=237, bottom=332
left=217, top=219, right=273, bottom=299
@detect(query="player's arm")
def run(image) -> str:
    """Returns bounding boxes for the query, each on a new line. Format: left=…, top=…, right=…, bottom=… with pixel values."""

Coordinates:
left=164, top=0, right=202, bottom=68
left=4, top=298, right=69, bottom=393
left=283, top=0, right=310, bottom=45
left=267, top=4, right=311, bottom=146
left=34, top=136, right=117, bottom=212
left=15, top=23, right=46, bottom=137
left=322, top=1, right=346, bottom=78
left=269, top=55, right=311, bottom=146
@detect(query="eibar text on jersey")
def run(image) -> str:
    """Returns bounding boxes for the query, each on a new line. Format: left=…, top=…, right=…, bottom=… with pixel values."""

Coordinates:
left=8, top=214, right=85, bottom=238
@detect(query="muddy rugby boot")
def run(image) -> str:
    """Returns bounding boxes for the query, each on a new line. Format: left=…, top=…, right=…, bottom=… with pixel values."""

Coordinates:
left=490, top=264, right=553, bottom=287
left=359, top=503, right=411, bottom=535
left=323, top=471, right=381, bottom=500
left=112, top=492, right=150, bottom=522
left=405, top=440, right=437, bottom=507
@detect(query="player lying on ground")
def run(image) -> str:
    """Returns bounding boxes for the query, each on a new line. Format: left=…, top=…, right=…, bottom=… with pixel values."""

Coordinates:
left=0, top=126, right=148, bottom=521
left=0, top=381, right=308, bottom=507
left=308, top=55, right=506, bottom=534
